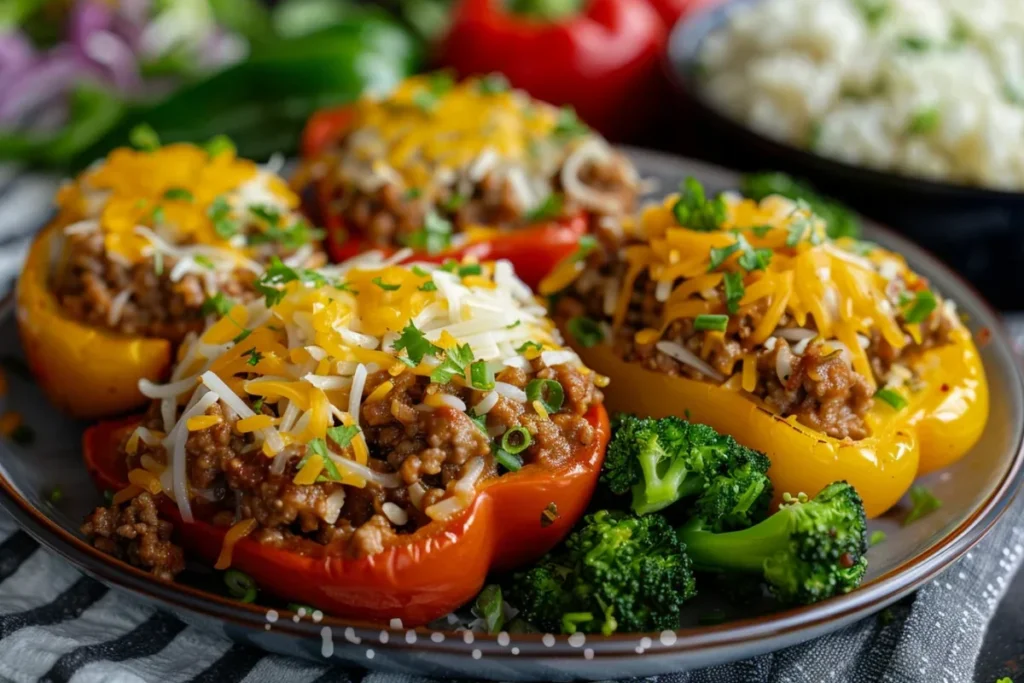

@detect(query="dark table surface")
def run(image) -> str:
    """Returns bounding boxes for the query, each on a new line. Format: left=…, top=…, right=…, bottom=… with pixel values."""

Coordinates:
left=648, top=115, right=1024, bottom=683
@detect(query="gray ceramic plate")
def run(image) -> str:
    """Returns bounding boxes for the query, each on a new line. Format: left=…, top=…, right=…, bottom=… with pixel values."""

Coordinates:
left=0, top=151, right=1021, bottom=681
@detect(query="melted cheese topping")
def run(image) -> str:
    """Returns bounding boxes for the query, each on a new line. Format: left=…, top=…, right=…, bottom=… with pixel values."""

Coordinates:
left=56, top=143, right=306, bottom=271
left=134, top=254, right=588, bottom=522
left=582, top=192, right=948, bottom=392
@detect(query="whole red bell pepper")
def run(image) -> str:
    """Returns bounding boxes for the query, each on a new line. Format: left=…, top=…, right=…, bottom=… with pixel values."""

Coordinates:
left=83, top=406, right=610, bottom=626
left=437, top=0, right=666, bottom=141
left=300, top=106, right=591, bottom=287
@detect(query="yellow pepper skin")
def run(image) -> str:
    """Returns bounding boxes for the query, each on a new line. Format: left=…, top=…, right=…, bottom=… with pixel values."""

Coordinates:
left=16, top=222, right=171, bottom=419
left=569, top=323, right=987, bottom=519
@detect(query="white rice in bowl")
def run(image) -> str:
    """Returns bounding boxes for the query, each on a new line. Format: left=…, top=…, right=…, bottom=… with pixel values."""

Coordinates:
left=699, top=0, right=1024, bottom=190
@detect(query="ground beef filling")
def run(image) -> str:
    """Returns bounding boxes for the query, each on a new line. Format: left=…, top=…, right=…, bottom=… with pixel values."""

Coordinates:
left=51, top=231, right=323, bottom=342
left=81, top=492, right=185, bottom=581
left=83, top=361, right=602, bottom=575
left=559, top=270, right=951, bottom=441
left=306, top=155, right=638, bottom=248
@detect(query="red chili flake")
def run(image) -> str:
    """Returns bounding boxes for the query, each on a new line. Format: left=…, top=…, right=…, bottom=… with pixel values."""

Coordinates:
left=940, top=383, right=950, bottom=392
left=540, top=502, right=560, bottom=528
left=976, top=326, right=992, bottom=347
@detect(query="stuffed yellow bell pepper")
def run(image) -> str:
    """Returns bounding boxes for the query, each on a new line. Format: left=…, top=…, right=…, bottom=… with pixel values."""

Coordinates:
left=15, top=134, right=325, bottom=419
left=546, top=181, right=988, bottom=518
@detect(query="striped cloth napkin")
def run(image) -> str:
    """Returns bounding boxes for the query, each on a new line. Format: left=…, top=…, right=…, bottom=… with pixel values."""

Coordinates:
left=0, top=166, right=1021, bottom=682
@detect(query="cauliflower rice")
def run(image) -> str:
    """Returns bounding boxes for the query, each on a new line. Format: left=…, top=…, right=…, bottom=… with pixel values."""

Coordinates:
left=699, top=0, right=1024, bottom=190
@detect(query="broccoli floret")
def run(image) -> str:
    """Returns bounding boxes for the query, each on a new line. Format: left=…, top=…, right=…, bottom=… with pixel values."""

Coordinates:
left=603, top=414, right=772, bottom=521
left=678, top=481, right=869, bottom=605
left=508, top=510, right=696, bottom=635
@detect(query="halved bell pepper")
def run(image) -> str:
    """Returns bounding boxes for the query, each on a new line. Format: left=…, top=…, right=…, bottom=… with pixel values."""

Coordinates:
left=83, top=405, right=610, bottom=626
left=16, top=222, right=171, bottom=419
left=566, top=324, right=986, bottom=519
left=300, top=106, right=590, bottom=288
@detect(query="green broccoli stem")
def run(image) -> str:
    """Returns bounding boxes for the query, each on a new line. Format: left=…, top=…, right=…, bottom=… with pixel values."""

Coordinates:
left=633, top=458, right=707, bottom=515
left=678, top=509, right=794, bottom=573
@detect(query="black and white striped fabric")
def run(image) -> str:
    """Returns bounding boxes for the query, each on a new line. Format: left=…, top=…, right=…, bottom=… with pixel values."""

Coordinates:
left=0, top=167, right=1022, bottom=683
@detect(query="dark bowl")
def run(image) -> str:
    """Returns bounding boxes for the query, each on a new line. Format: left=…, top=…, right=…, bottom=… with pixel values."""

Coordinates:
left=664, top=0, right=1024, bottom=310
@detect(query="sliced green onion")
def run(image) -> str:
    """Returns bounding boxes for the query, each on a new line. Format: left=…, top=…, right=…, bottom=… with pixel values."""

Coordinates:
left=129, top=123, right=160, bottom=151
left=566, top=316, right=603, bottom=348
left=694, top=314, right=728, bottom=332
left=224, top=569, right=258, bottom=603
left=875, top=388, right=908, bottom=410
left=525, top=379, right=564, bottom=413
left=469, top=360, right=495, bottom=391
left=458, top=263, right=483, bottom=277
left=501, top=426, right=533, bottom=455
left=723, top=272, right=745, bottom=314
left=205, top=134, right=236, bottom=158
left=163, top=187, right=193, bottom=202
left=495, top=448, right=523, bottom=472
left=902, top=290, right=937, bottom=323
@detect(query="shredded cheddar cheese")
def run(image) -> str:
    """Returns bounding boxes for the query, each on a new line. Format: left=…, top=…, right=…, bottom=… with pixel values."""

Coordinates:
left=214, top=518, right=258, bottom=570
left=186, top=415, right=222, bottom=431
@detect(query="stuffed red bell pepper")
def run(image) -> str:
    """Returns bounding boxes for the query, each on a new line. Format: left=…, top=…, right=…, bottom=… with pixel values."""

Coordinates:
left=438, top=0, right=666, bottom=141
left=295, top=74, right=643, bottom=287
left=81, top=254, right=610, bottom=626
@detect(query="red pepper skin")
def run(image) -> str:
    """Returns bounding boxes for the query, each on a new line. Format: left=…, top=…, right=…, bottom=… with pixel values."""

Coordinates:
left=83, top=406, right=610, bottom=626
left=300, top=105, right=590, bottom=287
left=438, top=0, right=666, bottom=140
left=642, top=0, right=721, bottom=27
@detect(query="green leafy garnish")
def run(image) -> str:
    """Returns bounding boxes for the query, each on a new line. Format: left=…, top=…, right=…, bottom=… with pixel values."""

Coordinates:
left=469, top=360, right=495, bottom=391
left=902, top=290, right=938, bottom=323
left=201, top=293, right=234, bottom=317
left=163, top=187, right=193, bottom=202
left=526, top=194, right=563, bottom=223
left=495, top=449, right=523, bottom=472
left=129, top=123, right=160, bottom=151
left=244, top=348, right=263, bottom=367
left=516, top=341, right=543, bottom=354
left=474, top=584, right=506, bottom=634
left=372, top=277, right=401, bottom=292
left=567, top=316, right=604, bottom=348
left=404, top=210, right=452, bottom=254
left=906, top=107, right=940, bottom=135
left=869, top=530, right=887, bottom=546
left=392, top=322, right=440, bottom=367
left=327, top=425, right=360, bottom=449
left=553, top=106, right=589, bottom=137
left=458, top=263, right=483, bottom=277
left=205, top=134, right=236, bottom=158
left=418, top=281, right=438, bottom=292
left=208, top=196, right=237, bottom=239
left=193, top=255, right=215, bottom=270
left=903, top=485, right=942, bottom=526
left=875, top=388, right=908, bottom=410
left=571, top=234, right=598, bottom=263
left=404, top=187, right=422, bottom=200
left=254, top=257, right=326, bottom=307
left=149, top=205, right=165, bottom=225
left=672, top=177, right=727, bottom=232
left=430, top=343, right=475, bottom=384
left=232, top=328, right=252, bottom=344
left=443, top=193, right=467, bottom=212
left=741, top=172, right=862, bottom=240
left=723, top=271, right=745, bottom=314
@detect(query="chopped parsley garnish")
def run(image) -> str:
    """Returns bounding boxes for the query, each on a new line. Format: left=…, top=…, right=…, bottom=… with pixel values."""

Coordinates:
left=694, top=314, right=728, bottom=332
left=392, top=322, right=440, bottom=366
left=566, top=316, right=603, bottom=348
left=412, top=265, right=430, bottom=277
left=413, top=71, right=455, bottom=112
left=469, top=412, right=488, bottom=434
left=163, top=187, right=193, bottom=202
left=232, top=328, right=252, bottom=344
left=251, top=398, right=264, bottom=413
left=439, top=259, right=459, bottom=273
left=553, top=106, right=589, bottom=137
left=723, top=271, right=745, bottom=314
left=507, top=320, right=521, bottom=329
left=247, top=207, right=323, bottom=249
left=327, top=425, right=360, bottom=449
left=785, top=200, right=819, bottom=247
left=903, top=485, right=942, bottom=526
left=129, top=123, right=160, bottom=151
left=243, top=348, right=263, bottom=367
left=525, top=194, right=563, bottom=223
left=149, top=205, right=166, bottom=225
left=302, top=438, right=336, bottom=480
left=208, top=196, right=237, bottom=239
left=193, top=254, right=215, bottom=270
left=477, top=73, right=510, bottom=95
left=709, top=235, right=771, bottom=272
left=404, top=210, right=452, bottom=254
left=516, top=340, right=543, bottom=354
left=902, top=290, right=938, bottom=323
left=899, top=35, right=931, bottom=52
left=469, top=360, right=495, bottom=391
left=750, top=224, right=774, bottom=237
left=205, top=134, right=236, bottom=158
left=372, top=277, right=401, bottom=291
left=404, top=187, right=422, bottom=200
left=254, top=257, right=326, bottom=307
left=906, top=107, right=940, bottom=135
left=418, top=281, right=438, bottom=292
left=869, top=530, right=887, bottom=546
left=201, top=292, right=234, bottom=317
left=874, top=388, right=907, bottom=410
left=672, top=177, right=727, bottom=232
left=430, top=343, right=475, bottom=384
left=320, top=454, right=343, bottom=482
left=443, top=193, right=467, bottom=212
